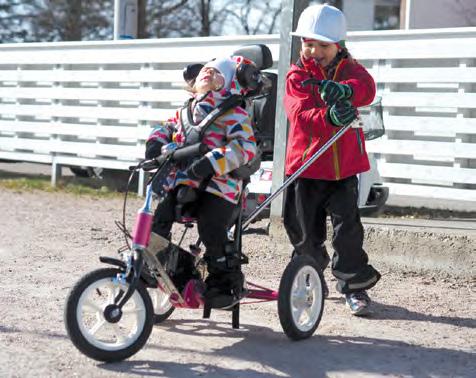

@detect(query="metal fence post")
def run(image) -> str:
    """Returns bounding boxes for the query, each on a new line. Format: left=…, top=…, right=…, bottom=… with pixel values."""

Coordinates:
left=270, top=0, right=309, bottom=218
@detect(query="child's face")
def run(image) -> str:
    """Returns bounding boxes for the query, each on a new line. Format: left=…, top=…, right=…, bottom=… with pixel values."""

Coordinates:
left=194, top=66, right=225, bottom=93
left=301, top=40, right=339, bottom=68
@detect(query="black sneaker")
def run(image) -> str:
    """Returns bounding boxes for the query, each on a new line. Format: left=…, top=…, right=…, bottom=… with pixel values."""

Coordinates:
left=204, top=271, right=246, bottom=309
left=322, top=278, right=329, bottom=298
left=345, top=291, right=371, bottom=316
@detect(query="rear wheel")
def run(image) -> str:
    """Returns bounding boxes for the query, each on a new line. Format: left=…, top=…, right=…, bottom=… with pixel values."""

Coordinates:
left=64, top=268, right=154, bottom=362
left=148, top=282, right=175, bottom=324
left=278, top=255, right=325, bottom=340
left=69, top=166, right=94, bottom=178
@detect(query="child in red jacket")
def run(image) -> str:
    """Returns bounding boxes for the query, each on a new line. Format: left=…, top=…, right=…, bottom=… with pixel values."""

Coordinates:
left=284, top=4, right=381, bottom=316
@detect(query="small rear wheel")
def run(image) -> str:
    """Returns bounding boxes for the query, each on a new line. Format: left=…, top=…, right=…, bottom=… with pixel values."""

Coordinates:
left=278, top=255, right=325, bottom=340
left=148, top=282, right=175, bottom=324
left=64, top=268, right=154, bottom=362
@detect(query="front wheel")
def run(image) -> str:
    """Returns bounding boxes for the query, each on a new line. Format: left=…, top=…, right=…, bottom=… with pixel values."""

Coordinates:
left=278, top=255, right=325, bottom=340
left=64, top=268, right=154, bottom=362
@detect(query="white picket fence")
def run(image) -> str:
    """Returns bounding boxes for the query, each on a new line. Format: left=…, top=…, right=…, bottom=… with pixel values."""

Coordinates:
left=0, top=28, right=475, bottom=203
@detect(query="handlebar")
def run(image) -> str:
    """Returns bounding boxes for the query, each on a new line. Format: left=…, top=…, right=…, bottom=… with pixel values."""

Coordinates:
left=172, top=142, right=208, bottom=162
left=130, top=142, right=208, bottom=171
left=301, top=78, right=322, bottom=87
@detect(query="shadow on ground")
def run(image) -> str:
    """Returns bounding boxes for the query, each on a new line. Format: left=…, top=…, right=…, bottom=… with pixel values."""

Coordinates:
left=100, top=318, right=475, bottom=378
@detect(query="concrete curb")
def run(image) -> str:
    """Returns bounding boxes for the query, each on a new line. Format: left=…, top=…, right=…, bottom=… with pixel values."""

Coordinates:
left=269, top=217, right=476, bottom=278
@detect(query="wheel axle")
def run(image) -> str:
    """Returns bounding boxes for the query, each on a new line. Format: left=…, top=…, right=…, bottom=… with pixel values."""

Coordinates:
left=103, top=304, right=122, bottom=323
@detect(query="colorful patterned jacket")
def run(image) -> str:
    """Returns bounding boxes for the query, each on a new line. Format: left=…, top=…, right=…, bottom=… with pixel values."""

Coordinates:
left=147, top=88, right=257, bottom=205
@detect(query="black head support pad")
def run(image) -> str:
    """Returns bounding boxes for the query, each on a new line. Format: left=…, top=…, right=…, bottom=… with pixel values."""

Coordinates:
left=183, top=63, right=204, bottom=86
left=233, top=44, right=273, bottom=92
left=236, top=63, right=261, bottom=91
left=182, top=44, right=273, bottom=91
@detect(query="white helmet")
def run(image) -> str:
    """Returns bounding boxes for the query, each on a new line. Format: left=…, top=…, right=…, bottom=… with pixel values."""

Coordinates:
left=291, top=4, right=347, bottom=43
left=204, top=57, right=236, bottom=89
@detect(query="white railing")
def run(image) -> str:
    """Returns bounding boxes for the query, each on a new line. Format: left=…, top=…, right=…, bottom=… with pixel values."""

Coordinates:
left=356, top=28, right=476, bottom=203
left=0, top=29, right=475, bottom=203
left=0, top=35, right=279, bottom=190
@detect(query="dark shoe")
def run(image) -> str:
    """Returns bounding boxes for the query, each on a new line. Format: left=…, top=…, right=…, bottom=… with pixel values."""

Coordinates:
left=345, top=291, right=371, bottom=316
left=204, top=270, right=245, bottom=309
left=322, top=278, right=329, bottom=298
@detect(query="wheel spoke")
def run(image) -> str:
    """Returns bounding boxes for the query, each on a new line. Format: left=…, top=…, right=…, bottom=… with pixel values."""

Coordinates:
left=296, top=273, right=306, bottom=291
left=292, top=305, right=305, bottom=324
left=89, top=318, right=107, bottom=335
left=159, top=294, right=171, bottom=308
left=122, top=306, right=144, bottom=315
left=303, top=307, right=312, bottom=323
left=82, top=298, right=102, bottom=313
left=110, top=323, right=129, bottom=345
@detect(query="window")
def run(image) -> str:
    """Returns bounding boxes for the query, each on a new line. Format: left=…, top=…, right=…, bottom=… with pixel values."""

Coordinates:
left=374, top=0, right=400, bottom=30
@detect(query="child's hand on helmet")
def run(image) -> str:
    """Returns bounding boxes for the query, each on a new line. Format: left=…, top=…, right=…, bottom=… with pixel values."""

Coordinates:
left=319, top=80, right=353, bottom=106
left=186, top=156, right=215, bottom=180
left=328, top=100, right=357, bottom=127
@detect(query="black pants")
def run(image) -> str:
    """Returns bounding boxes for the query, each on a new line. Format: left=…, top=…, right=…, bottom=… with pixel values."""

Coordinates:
left=283, top=176, right=380, bottom=294
left=152, top=188, right=238, bottom=259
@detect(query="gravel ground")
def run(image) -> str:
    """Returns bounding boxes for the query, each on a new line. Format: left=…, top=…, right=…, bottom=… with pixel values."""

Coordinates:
left=0, top=188, right=475, bottom=378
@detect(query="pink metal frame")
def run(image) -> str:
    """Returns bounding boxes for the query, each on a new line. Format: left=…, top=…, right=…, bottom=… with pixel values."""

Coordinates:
left=134, top=184, right=279, bottom=311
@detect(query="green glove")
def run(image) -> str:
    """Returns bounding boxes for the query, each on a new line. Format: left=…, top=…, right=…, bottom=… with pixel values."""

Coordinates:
left=319, top=80, right=353, bottom=106
left=328, top=101, right=357, bottom=127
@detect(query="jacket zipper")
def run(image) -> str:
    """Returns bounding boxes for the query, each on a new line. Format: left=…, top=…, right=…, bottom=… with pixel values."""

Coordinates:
left=300, top=60, right=345, bottom=179
left=331, top=61, right=344, bottom=180
left=302, top=71, right=319, bottom=162
left=355, top=129, right=364, bottom=154
left=302, top=132, right=313, bottom=162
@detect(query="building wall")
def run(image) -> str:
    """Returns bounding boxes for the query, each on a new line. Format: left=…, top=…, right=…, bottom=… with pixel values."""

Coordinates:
left=343, top=0, right=375, bottom=31
left=343, top=0, right=475, bottom=31
left=409, top=0, right=476, bottom=28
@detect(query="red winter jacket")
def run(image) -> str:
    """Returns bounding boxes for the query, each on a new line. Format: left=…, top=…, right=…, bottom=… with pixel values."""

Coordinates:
left=284, top=57, right=376, bottom=180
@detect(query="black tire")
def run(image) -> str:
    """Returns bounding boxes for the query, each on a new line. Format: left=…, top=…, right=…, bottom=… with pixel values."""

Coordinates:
left=69, top=166, right=94, bottom=178
left=154, top=307, right=175, bottom=324
left=64, top=268, right=154, bottom=362
left=360, top=185, right=389, bottom=217
left=278, top=255, right=325, bottom=340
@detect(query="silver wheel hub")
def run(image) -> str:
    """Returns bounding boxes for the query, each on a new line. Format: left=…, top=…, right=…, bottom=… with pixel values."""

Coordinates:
left=290, top=266, right=323, bottom=332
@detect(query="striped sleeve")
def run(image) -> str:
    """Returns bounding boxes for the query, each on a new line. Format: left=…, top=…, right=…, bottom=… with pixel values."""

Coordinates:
left=147, top=120, right=175, bottom=145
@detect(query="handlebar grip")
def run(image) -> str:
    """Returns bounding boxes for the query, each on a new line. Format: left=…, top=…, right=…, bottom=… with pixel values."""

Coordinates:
left=172, top=142, right=208, bottom=162
left=301, top=78, right=322, bottom=87
left=135, top=143, right=207, bottom=171
left=138, top=155, right=167, bottom=171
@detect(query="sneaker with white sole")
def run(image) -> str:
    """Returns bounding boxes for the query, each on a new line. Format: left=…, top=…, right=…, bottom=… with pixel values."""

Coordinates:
left=345, top=290, right=371, bottom=316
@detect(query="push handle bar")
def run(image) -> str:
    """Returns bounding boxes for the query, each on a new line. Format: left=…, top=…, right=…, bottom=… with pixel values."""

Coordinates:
left=172, top=142, right=208, bottom=162
left=130, top=142, right=208, bottom=171
left=242, top=116, right=361, bottom=229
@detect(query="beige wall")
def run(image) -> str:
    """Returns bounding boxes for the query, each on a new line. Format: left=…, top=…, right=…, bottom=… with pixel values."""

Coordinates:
left=409, top=0, right=476, bottom=28
left=344, top=0, right=375, bottom=31
left=343, top=0, right=476, bottom=30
